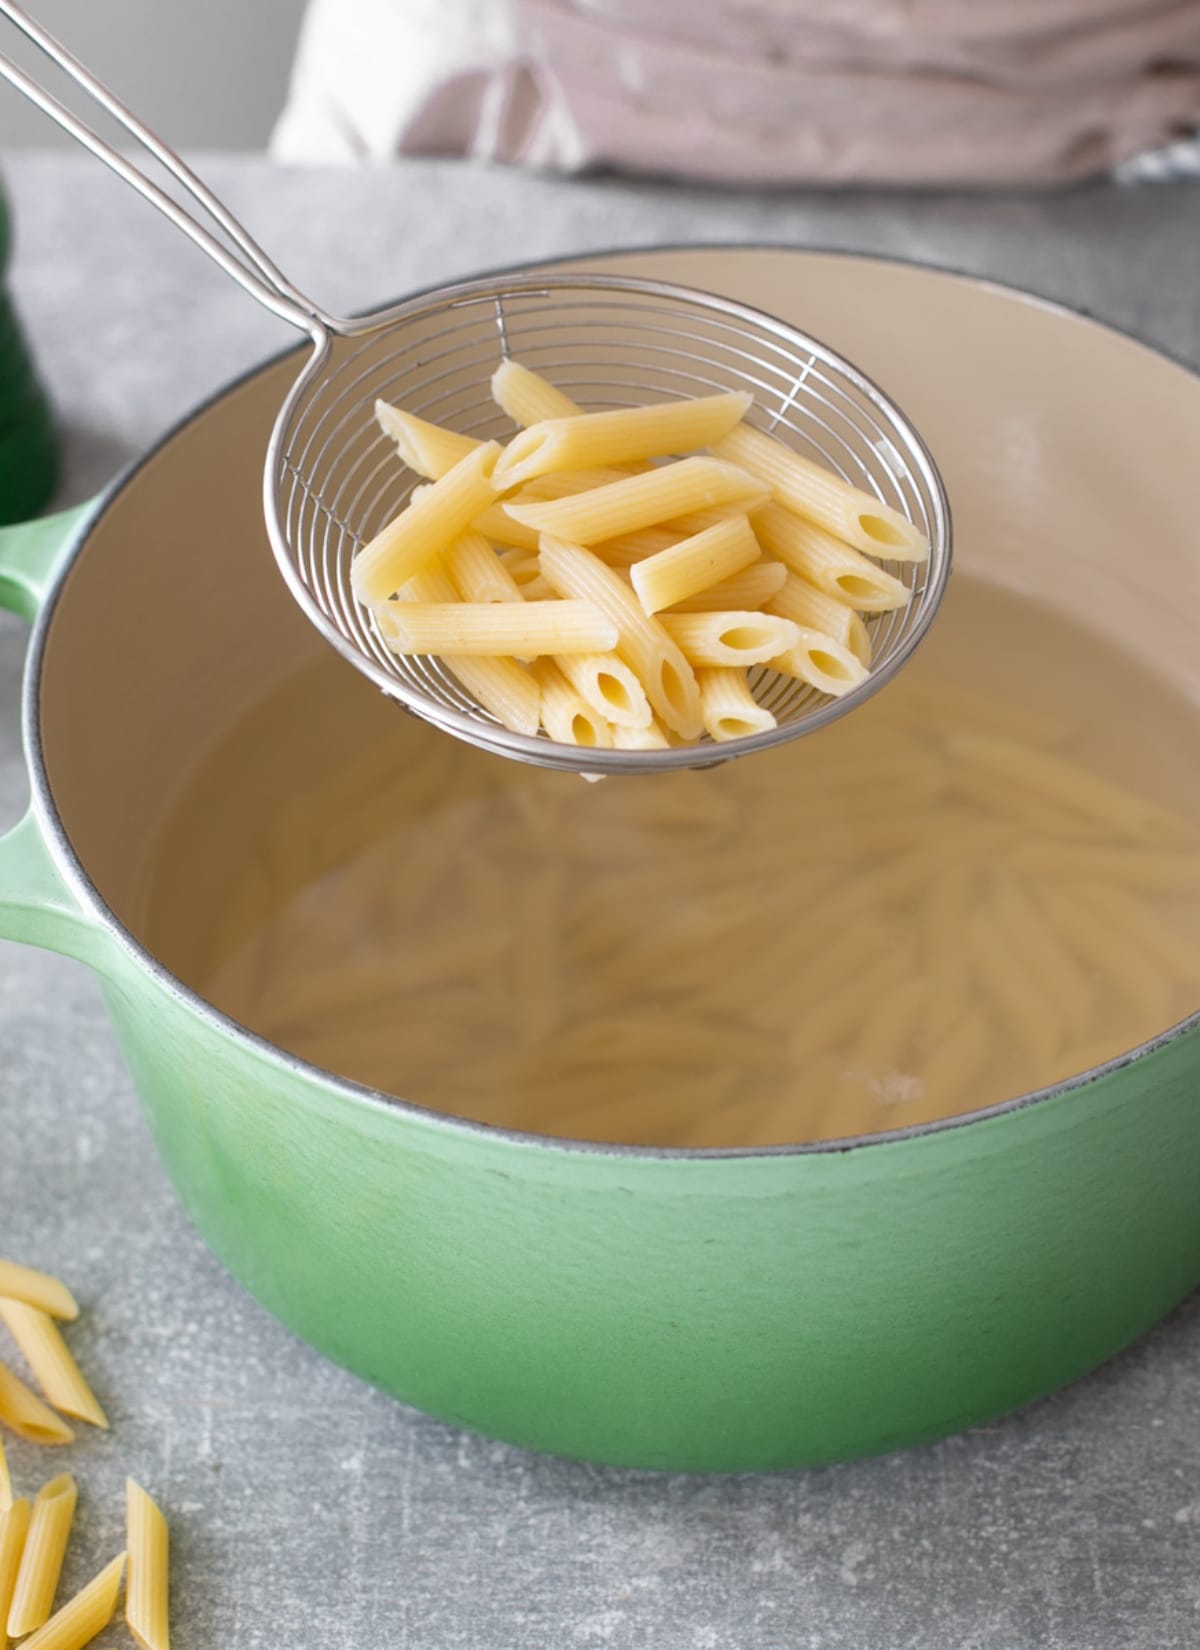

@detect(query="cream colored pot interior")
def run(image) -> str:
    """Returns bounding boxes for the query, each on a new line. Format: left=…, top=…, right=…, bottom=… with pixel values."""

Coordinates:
left=35, top=250, right=1200, bottom=939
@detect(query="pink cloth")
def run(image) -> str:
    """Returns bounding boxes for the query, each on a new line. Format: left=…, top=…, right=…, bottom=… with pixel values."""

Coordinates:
left=272, top=0, right=1200, bottom=186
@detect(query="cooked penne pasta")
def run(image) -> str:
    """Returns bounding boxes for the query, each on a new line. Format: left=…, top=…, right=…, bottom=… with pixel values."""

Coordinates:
left=351, top=441, right=502, bottom=606
left=0, top=1438, right=10, bottom=1514
left=769, top=627, right=871, bottom=697
left=531, top=660, right=613, bottom=748
left=666, top=560, right=787, bottom=614
left=945, top=733, right=1196, bottom=846
left=767, top=571, right=872, bottom=666
left=539, top=537, right=703, bottom=738
left=471, top=503, right=542, bottom=553
left=7, top=1473, right=77, bottom=1638
left=378, top=600, right=617, bottom=658
left=375, top=400, right=480, bottom=479
left=0, top=1497, right=30, bottom=1641
left=491, top=358, right=581, bottom=426
left=630, top=517, right=760, bottom=616
left=0, top=1302, right=107, bottom=1429
left=505, top=459, right=767, bottom=547
left=752, top=502, right=911, bottom=610
left=554, top=653, right=653, bottom=730
left=697, top=669, right=777, bottom=742
left=0, top=1263, right=77, bottom=1322
left=659, top=611, right=800, bottom=669
left=515, top=466, right=634, bottom=502
left=126, top=1481, right=169, bottom=1650
left=495, top=392, right=752, bottom=486
left=0, top=1362, right=74, bottom=1446
left=589, top=525, right=684, bottom=566
left=715, top=423, right=929, bottom=560
left=612, top=719, right=672, bottom=750
left=21, top=1551, right=125, bottom=1650
left=444, top=531, right=524, bottom=604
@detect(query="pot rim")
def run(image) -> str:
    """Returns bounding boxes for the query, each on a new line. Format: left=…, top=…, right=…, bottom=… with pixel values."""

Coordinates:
left=21, top=242, right=1200, bottom=1162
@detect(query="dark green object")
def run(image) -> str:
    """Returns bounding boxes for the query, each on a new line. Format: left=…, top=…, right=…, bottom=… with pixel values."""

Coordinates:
left=0, top=179, right=57, bottom=524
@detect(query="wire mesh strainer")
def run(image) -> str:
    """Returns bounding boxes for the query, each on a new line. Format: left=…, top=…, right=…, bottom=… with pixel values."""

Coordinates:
left=0, top=2, right=951, bottom=775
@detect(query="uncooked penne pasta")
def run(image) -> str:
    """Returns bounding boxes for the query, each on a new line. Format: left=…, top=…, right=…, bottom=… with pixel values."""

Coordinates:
left=716, top=423, right=929, bottom=560
left=375, top=400, right=480, bottom=479
left=659, top=611, right=800, bottom=669
left=539, top=537, right=703, bottom=738
left=531, top=660, right=613, bottom=748
left=351, top=441, right=502, bottom=606
left=21, top=1551, right=125, bottom=1650
left=495, top=392, right=752, bottom=485
left=378, top=600, right=617, bottom=658
left=630, top=517, right=760, bottom=616
left=0, top=1263, right=77, bottom=1322
left=0, top=1302, right=107, bottom=1429
left=126, top=1480, right=169, bottom=1650
left=752, top=502, right=911, bottom=610
left=491, top=358, right=581, bottom=425
left=666, top=560, right=787, bottom=614
left=697, top=669, right=776, bottom=742
left=554, top=653, right=653, bottom=730
left=767, top=571, right=872, bottom=666
left=444, top=531, right=524, bottom=604
left=769, top=627, right=871, bottom=697
left=0, top=1362, right=74, bottom=1446
left=505, top=458, right=767, bottom=546
left=0, top=1497, right=30, bottom=1642
left=7, top=1473, right=77, bottom=1638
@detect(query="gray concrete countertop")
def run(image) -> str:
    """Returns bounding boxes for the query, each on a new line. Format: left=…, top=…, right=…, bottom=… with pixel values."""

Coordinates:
left=2, top=155, right=1199, bottom=1650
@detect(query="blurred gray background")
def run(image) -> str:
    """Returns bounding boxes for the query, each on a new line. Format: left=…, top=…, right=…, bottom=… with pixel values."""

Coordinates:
left=0, top=0, right=305, bottom=148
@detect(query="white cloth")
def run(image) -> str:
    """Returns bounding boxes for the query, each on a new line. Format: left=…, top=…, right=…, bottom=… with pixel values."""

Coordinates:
left=271, top=0, right=1200, bottom=187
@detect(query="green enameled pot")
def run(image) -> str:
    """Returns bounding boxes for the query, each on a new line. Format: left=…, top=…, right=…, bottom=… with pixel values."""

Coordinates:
left=1, top=248, right=1198, bottom=1472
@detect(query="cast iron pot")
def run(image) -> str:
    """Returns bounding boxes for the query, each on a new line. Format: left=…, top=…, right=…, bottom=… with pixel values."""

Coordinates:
left=1, top=248, right=1197, bottom=1471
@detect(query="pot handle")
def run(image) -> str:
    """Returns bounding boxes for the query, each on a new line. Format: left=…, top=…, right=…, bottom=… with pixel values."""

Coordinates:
left=0, top=497, right=113, bottom=966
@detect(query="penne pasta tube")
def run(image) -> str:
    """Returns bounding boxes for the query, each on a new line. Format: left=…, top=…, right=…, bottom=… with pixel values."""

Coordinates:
left=0, top=1263, right=77, bottom=1322
left=0, top=1302, right=107, bottom=1429
left=515, top=466, right=633, bottom=502
left=0, top=1362, right=74, bottom=1446
left=387, top=563, right=544, bottom=735
left=0, top=1439, right=8, bottom=1514
left=491, top=358, right=580, bottom=425
left=495, top=392, right=752, bottom=486
left=21, top=1551, right=125, bottom=1650
left=630, top=517, right=760, bottom=616
left=752, top=502, right=912, bottom=610
left=374, top=400, right=479, bottom=479
left=505, top=459, right=768, bottom=546
left=444, top=531, right=524, bottom=604
left=767, top=571, right=872, bottom=665
left=967, top=904, right=1059, bottom=1071
left=715, top=423, right=929, bottom=560
left=539, top=538, right=703, bottom=738
left=590, top=526, right=683, bottom=566
left=126, top=1480, right=169, bottom=1650
left=554, top=653, right=653, bottom=730
left=697, top=669, right=776, bottom=742
left=471, top=503, right=541, bottom=552
left=0, top=1497, right=30, bottom=1644
left=658, top=611, right=800, bottom=669
left=945, top=733, right=1196, bottom=846
left=378, top=600, right=618, bottom=657
left=612, top=719, right=671, bottom=750
left=531, top=660, right=613, bottom=748
left=495, top=548, right=543, bottom=587
left=666, top=559, right=787, bottom=614
left=768, top=627, right=871, bottom=697
left=7, top=1474, right=77, bottom=1638
left=350, top=442, right=502, bottom=606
